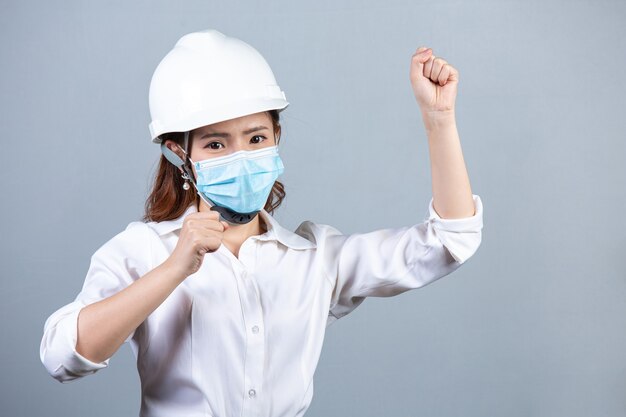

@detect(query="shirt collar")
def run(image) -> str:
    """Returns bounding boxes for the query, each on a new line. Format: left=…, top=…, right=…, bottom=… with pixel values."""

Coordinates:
left=257, top=209, right=316, bottom=250
left=147, top=204, right=316, bottom=250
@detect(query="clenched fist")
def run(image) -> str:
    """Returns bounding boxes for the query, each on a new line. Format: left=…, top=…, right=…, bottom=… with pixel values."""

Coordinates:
left=409, top=47, right=459, bottom=114
left=164, top=210, right=230, bottom=279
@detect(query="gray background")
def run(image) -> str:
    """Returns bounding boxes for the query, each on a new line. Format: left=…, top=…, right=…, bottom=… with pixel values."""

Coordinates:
left=2, top=0, right=625, bottom=416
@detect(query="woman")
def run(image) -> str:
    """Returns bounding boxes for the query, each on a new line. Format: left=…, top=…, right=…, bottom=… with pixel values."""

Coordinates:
left=40, top=29, right=483, bottom=416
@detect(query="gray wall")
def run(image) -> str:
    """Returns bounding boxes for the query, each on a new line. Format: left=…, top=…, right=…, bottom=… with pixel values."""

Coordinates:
left=2, top=0, right=625, bottom=416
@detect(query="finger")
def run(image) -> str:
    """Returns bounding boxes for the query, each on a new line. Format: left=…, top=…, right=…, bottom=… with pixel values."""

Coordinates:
left=199, top=236, right=223, bottom=254
left=221, top=221, right=230, bottom=231
left=185, top=215, right=224, bottom=232
left=189, top=211, right=221, bottom=221
left=430, top=58, right=446, bottom=82
left=192, top=228, right=223, bottom=245
left=438, top=64, right=451, bottom=86
left=447, top=64, right=459, bottom=83
left=411, top=47, right=432, bottom=75
left=185, top=211, right=220, bottom=222
left=196, top=220, right=227, bottom=233
left=201, top=220, right=225, bottom=233
left=423, top=55, right=435, bottom=79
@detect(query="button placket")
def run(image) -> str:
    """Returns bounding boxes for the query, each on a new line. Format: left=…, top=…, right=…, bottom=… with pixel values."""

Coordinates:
left=233, top=241, right=265, bottom=414
left=240, top=274, right=264, bottom=398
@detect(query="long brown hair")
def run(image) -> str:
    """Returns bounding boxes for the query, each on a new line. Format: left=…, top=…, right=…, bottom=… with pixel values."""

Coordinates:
left=143, top=109, right=286, bottom=222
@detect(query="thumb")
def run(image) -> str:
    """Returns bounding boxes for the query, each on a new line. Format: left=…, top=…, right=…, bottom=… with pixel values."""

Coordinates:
left=412, top=47, right=432, bottom=75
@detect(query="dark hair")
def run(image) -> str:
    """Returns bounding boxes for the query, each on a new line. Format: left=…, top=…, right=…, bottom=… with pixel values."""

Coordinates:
left=143, top=109, right=285, bottom=222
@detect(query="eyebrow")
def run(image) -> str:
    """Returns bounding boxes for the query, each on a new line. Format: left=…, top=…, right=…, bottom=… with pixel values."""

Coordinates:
left=199, top=125, right=269, bottom=139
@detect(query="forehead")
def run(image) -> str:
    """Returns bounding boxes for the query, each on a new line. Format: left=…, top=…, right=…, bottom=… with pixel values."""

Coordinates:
left=194, top=111, right=271, bottom=134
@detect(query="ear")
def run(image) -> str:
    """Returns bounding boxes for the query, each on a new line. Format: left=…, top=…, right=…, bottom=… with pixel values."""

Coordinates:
left=161, top=139, right=189, bottom=175
left=164, top=139, right=186, bottom=160
left=274, top=125, right=282, bottom=144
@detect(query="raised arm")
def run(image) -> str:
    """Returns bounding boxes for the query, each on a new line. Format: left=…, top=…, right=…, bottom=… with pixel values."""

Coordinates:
left=410, top=46, right=475, bottom=219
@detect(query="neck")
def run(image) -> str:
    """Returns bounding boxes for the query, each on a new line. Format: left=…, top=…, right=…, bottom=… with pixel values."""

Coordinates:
left=197, top=199, right=266, bottom=257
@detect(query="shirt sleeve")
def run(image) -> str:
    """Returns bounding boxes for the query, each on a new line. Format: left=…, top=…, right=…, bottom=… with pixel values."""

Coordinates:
left=40, top=221, right=153, bottom=383
left=313, top=194, right=483, bottom=326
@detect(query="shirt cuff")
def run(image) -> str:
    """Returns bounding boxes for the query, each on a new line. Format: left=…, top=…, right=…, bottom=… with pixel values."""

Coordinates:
left=427, top=194, right=484, bottom=263
left=54, top=306, right=109, bottom=380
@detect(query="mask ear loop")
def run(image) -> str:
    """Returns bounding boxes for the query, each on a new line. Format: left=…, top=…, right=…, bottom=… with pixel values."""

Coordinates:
left=160, top=133, right=192, bottom=180
left=180, top=131, right=194, bottom=189
left=159, top=132, right=213, bottom=209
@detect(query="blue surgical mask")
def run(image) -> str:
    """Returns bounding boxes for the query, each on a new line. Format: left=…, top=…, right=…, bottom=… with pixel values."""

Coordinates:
left=189, top=146, right=284, bottom=215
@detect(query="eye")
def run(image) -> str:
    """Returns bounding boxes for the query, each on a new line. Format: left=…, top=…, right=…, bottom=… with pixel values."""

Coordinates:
left=205, top=141, right=224, bottom=150
left=250, top=135, right=267, bottom=144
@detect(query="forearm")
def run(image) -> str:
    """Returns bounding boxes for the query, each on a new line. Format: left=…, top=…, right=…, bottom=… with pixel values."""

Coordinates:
left=76, top=260, right=185, bottom=363
left=422, top=110, right=475, bottom=219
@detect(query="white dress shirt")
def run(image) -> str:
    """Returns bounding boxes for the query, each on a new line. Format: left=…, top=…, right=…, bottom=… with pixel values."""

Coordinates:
left=41, top=195, right=483, bottom=417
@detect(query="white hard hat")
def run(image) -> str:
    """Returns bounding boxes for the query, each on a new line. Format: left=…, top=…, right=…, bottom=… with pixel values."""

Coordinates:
left=148, top=29, right=289, bottom=143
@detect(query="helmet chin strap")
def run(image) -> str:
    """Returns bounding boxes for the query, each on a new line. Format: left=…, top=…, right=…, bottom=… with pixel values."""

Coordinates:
left=209, top=205, right=259, bottom=224
left=159, top=133, right=259, bottom=225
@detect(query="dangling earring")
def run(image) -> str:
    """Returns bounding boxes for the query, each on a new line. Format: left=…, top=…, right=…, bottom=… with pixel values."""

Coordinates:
left=181, top=171, right=191, bottom=190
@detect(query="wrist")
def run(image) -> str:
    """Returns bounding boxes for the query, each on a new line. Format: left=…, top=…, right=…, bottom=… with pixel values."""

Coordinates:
left=159, top=258, right=189, bottom=284
left=421, top=109, right=456, bottom=132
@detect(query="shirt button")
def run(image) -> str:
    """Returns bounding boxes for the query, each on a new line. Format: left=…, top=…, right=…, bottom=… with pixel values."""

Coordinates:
left=251, top=325, right=259, bottom=334
left=248, top=388, right=256, bottom=398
